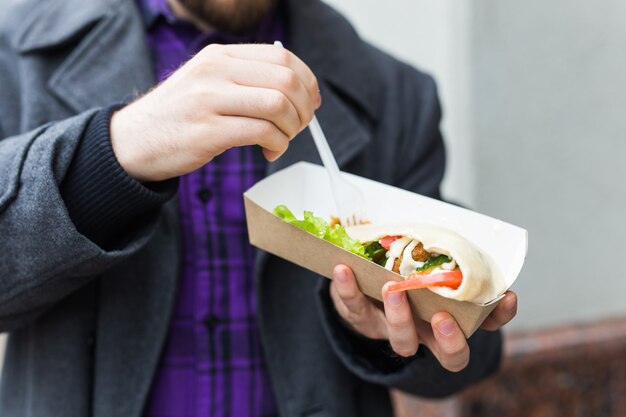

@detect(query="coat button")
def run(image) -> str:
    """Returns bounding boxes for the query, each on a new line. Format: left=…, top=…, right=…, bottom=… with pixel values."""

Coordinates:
left=196, top=188, right=212, bottom=203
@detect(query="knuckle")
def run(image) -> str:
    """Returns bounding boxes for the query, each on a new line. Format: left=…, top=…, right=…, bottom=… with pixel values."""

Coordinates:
left=346, top=305, right=366, bottom=323
left=346, top=299, right=369, bottom=318
left=265, top=132, right=289, bottom=153
left=360, top=329, right=381, bottom=340
left=277, top=48, right=292, bottom=67
left=278, top=68, right=300, bottom=91
left=392, top=343, right=418, bottom=358
left=444, top=355, right=469, bottom=373
left=255, top=120, right=276, bottom=138
left=441, top=348, right=469, bottom=372
left=308, top=75, right=320, bottom=94
left=387, top=316, right=413, bottom=332
left=449, top=348, right=469, bottom=362
left=337, top=286, right=359, bottom=303
left=346, top=312, right=364, bottom=328
left=447, top=342, right=468, bottom=359
left=184, top=59, right=207, bottom=78
left=276, top=137, right=289, bottom=153
left=199, top=43, right=223, bottom=58
left=299, top=105, right=314, bottom=126
left=199, top=44, right=222, bottom=62
left=266, top=91, right=289, bottom=115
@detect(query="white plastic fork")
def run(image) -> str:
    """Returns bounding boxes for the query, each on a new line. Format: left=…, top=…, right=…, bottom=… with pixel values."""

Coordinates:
left=307, top=116, right=367, bottom=226
left=274, top=41, right=367, bottom=226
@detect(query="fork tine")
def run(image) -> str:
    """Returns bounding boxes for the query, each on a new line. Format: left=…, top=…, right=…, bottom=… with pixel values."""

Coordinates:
left=341, top=211, right=364, bottom=227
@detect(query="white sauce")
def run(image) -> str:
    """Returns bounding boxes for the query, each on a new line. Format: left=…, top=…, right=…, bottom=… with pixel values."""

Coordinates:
left=441, top=259, right=457, bottom=271
left=399, top=240, right=425, bottom=276
left=384, top=237, right=411, bottom=270
left=383, top=237, right=457, bottom=277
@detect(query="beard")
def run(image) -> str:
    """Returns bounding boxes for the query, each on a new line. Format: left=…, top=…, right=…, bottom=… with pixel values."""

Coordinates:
left=175, top=0, right=279, bottom=34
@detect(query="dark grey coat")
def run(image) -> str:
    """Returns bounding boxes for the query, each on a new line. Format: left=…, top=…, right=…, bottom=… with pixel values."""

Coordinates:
left=0, top=0, right=501, bottom=416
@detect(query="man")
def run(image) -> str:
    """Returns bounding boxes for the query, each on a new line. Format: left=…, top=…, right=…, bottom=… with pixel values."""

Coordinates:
left=0, top=0, right=517, bottom=416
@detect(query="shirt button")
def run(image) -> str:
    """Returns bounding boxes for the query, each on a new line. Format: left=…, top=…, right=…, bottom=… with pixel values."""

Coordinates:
left=196, top=188, right=212, bottom=203
left=203, top=314, right=219, bottom=331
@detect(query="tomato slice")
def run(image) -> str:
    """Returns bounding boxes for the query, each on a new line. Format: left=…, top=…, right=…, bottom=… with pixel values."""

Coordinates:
left=387, top=269, right=463, bottom=293
left=379, top=235, right=403, bottom=250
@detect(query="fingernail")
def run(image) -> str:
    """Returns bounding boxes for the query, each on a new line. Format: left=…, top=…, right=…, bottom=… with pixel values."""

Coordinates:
left=436, top=319, right=456, bottom=336
left=334, top=266, right=348, bottom=284
left=315, top=93, right=322, bottom=107
left=387, top=291, right=403, bottom=307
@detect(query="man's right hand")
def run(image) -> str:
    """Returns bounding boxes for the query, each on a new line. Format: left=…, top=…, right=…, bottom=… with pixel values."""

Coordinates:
left=110, top=44, right=321, bottom=182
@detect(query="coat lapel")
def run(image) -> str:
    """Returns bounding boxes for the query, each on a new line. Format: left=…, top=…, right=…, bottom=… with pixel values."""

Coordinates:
left=46, top=9, right=156, bottom=113
left=268, top=0, right=381, bottom=174
left=14, top=0, right=156, bottom=113
left=267, top=80, right=372, bottom=174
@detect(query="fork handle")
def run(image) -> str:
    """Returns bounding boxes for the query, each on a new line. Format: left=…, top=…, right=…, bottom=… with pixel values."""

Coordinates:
left=273, top=41, right=343, bottom=183
left=309, top=116, right=341, bottom=182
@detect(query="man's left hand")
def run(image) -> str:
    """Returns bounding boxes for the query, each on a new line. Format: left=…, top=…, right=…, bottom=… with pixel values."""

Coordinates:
left=329, top=264, right=517, bottom=372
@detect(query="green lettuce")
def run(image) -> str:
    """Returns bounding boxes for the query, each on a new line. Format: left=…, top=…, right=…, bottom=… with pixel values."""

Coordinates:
left=414, top=254, right=452, bottom=273
left=273, top=205, right=370, bottom=259
left=364, top=241, right=387, bottom=266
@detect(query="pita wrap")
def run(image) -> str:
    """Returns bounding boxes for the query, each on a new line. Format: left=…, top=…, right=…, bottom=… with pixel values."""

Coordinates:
left=346, top=223, right=507, bottom=304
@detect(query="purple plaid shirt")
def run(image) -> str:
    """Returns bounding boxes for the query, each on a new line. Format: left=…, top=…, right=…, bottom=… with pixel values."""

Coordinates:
left=138, top=1, right=285, bottom=416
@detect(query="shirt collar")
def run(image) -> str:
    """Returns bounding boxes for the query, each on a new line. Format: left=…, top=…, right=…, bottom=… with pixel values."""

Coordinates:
left=137, top=0, right=177, bottom=27
left=137, top=0, right=285, bottom=45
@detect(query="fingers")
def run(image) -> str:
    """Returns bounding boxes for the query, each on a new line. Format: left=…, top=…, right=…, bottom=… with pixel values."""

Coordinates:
left=198, top=44, right=319, bottom=158
left=330, top=265, right=387, bottom=340
left=207, top=115, right=290, bottom=161
left=225, top=58, right=316, bottom=130
left=429, top=312, right=470, bottom=372
left=111, top=44, right=319, bottom=182
left=382, top=282, right=419, bottom=357
left=330, top=271, right=474, bottom=371
left=381, top=281, right=470, bottom=370
left=480, top=291, right=517, bottom=331
left=216, top=84, right=303, bottom=140
left=221, top=44, right=321, bottom=107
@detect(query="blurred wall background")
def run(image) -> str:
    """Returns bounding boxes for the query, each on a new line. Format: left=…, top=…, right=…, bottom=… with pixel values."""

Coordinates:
left=0, top=334, right=4, bottom=374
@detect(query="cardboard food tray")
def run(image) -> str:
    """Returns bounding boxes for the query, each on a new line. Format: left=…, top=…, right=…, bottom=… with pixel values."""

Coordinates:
left=244, top=162, right=528, bottom=337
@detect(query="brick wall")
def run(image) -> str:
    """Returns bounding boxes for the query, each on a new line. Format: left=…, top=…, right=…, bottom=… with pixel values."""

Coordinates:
left=392, top=316, right=626, bottom=417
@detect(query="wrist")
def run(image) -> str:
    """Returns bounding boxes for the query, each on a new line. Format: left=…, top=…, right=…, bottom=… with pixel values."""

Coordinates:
left=110, top=106, right=157, bottom=182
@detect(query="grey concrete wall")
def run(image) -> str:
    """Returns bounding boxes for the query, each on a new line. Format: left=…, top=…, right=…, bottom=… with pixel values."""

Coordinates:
left=470, top=0, right=626, bottom=330
left=325, top=0, right=476, bottom=207
left=0, top=335, right=4, bottom=375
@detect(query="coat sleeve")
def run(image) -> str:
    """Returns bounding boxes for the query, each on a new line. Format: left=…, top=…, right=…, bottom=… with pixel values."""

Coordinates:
left=0, top=110, right=174, bottom=332
left=316, top=60, right=502, bottom=397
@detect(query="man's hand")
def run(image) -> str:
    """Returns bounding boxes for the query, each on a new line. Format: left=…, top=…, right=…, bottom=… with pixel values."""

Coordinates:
left=329, top=264, right=517, bottom=372
left=110, top=44, right=321, bottom=182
